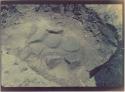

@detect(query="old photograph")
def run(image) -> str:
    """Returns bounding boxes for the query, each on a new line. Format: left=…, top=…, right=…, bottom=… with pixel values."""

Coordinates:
left=1, top=4, right=123, bottom=87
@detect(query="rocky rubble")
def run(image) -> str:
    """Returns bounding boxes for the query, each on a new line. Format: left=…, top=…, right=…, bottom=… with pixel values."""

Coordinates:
left=1, top=4, right=123, bottom=87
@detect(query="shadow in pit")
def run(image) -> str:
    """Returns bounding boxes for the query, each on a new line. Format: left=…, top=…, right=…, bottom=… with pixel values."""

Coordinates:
left=90, top=41, right=124, bottom=87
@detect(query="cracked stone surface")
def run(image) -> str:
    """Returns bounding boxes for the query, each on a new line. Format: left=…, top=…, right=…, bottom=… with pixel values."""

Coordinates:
left=1, top=4, right=123, bottom=87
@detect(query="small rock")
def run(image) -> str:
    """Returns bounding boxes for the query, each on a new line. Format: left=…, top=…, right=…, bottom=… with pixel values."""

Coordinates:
left=62, top=37, right=80, bottom=52
left=43, top=34, right=62, bottom=48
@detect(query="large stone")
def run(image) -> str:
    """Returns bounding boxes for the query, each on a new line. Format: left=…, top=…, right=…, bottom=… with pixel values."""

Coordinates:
left=43, top=34, right=62, bottom=48
left=64, top=53, right=81, bottom=69
left=61, top=37, right=80, bottom=52
left=28, top=31, right=48, bottom=44
left=43, top=52, right=63, bottom=69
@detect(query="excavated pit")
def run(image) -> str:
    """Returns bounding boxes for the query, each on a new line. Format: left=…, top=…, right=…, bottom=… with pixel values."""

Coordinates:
left=1, top=4, right=122, bottom=87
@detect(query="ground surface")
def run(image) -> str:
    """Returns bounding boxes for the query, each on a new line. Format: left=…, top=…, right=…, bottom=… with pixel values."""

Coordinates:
left=1, top=4, right=123, bottom=87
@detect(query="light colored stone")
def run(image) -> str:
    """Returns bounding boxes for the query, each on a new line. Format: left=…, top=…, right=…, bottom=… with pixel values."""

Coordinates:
left=44, top=52, right=63, bottom=69
left=62, top=37, right=80, bottom=52
left=28, top=31, right=48, bottom=43
left=43, top=34, right=62, bottom=48
left=46, top=26, right=64, bottom=34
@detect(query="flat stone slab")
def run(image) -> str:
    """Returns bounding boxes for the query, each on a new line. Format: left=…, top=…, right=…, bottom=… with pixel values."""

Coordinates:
left=43, top=34, right=62, bottom=48
left=46, top=26, right=64, bottom=34
left=61, top=37, right=80, bottom=52
left=28, top=31, right=48, bottom=43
